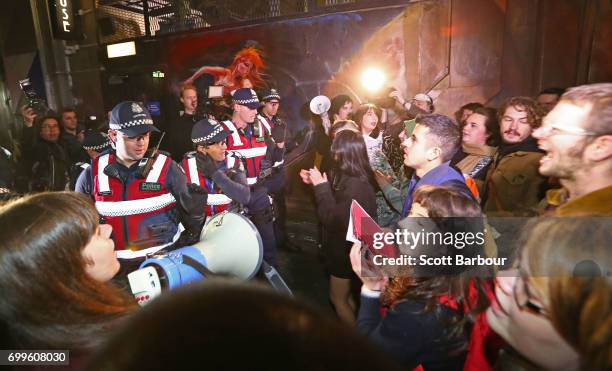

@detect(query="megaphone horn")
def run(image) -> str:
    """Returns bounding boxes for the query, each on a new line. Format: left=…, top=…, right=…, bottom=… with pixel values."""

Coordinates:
left=309, top=95, right=331, bottom=115
left=193, top=211, right=263, bottom=280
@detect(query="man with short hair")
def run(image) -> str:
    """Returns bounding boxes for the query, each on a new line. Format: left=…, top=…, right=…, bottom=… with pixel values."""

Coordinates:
left=76, top=101, right=207, bottom=276
left=257, top=88, right=290, bottom=249
left=61, top=107, right=88, bottom=162
left=221, top=88, right=284, bottom=266
left=398, top=114, right=472, bottom=217
left=537, top=87, right=565, bottom=113
left=377, top=114, right=472, bottom=218
left=533, top=83, right=612, bottom=215
left=483, top=97, right=548, bottom=215
left=166, top=84, right=199, bottom=160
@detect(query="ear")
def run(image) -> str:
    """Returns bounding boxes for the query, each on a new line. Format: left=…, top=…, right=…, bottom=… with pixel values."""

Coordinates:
left=107, top=129, right=117, bottom=143
left=587, top=135, right=612, bottom=162
left=427, top=147, right=442, bottom=161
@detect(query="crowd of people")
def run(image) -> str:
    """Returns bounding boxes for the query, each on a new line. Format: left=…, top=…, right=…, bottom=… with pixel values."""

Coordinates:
left=0, top=79, right=610, bottom=371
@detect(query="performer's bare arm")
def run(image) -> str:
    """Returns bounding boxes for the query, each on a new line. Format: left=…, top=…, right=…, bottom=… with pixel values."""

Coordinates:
left=185, top=66, right=229, bottom=85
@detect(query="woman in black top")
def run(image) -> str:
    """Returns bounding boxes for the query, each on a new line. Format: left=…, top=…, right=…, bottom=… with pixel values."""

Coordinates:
left=301, top=130, right=377, bottom=324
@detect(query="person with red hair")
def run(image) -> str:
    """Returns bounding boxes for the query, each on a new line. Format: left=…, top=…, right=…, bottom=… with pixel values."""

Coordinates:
left=184, top=47, right=266, bottom=95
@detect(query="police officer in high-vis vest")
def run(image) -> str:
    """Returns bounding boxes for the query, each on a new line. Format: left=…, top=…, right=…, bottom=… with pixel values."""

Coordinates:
left=69, top=131, right=111, bottom=191
left=221, top=88, right=285, bottom=266
left=181, top=118, right=251, bottom=216
left=76, top=101, right=207, bottom=276
left=257, top=88, right=291, bottom=250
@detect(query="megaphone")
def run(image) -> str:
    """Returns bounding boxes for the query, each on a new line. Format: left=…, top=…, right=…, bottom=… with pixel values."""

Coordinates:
left=309, top=95, right=331, bottom=115
left=128, top=211, right=263, bottom=305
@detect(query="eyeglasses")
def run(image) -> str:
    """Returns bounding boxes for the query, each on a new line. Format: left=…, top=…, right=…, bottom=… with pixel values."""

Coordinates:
left=513, top=272, right=548, bottom=316
left=536, top=124, right=598, bottom=137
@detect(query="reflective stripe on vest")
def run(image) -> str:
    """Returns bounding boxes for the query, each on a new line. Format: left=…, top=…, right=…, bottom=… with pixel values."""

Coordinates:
left=247, top=177, right=257, bottom=185
left=229, top=146, right=267, bottom=159
left=115, top=223, right=184, bottom=259
left=187, top=157, right=200, bottom=186
left=223, top=120, right=243, bottom=145
left=98, top=154, right=111, bottom=193
left=146, top=154, right=168, bottom=183
left=208, top=193, right=233, bottom=206
left=257, top=114, right=272, bottom=135
left=95, top=193, right=177, bottom=217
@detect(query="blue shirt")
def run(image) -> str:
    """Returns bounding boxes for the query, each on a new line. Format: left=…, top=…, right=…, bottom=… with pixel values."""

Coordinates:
left=401, top=161, right=471, bottom=217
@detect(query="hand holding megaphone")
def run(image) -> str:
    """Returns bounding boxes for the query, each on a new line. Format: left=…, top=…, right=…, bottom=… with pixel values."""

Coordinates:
left=309, top=96, right=332, bottom=134
left=309, top=95, right=331, bottom=115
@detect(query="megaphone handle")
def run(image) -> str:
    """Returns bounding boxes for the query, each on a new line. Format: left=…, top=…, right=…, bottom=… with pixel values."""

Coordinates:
left=262, top=261, right=293, bottom=296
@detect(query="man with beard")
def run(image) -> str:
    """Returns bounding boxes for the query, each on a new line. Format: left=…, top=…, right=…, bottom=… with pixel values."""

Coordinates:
left=483, top=97, right=548, bottom=215
left=533, top=83, right=612, bottom=215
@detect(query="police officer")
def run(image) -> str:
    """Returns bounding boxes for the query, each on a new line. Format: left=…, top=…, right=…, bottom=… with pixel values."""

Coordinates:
left=181, top=118, right=250, bottom=216
left=221, top=88, right=284, bottom=266
left=257, top=88, right=291, bottom=250
left=69, top=131, right=112, bottom=191
left=76, top=101, right=207, bottom=276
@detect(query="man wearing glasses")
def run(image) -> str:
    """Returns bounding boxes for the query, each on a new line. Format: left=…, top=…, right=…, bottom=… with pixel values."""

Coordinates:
left=76, top=101, right=207, bottom=277
left=533, top=83, right=612, bottom=216
left=483, top=97, right=548, bottom=215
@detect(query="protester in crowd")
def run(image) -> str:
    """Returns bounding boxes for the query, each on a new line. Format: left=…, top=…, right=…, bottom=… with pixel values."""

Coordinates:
left=483, top=97, right=547, bottom=215
left=301, top=130, right=377, bottom=324
left=536, top=87, right=565, bottom=113
left=221, top=88, right=284, bottom=266
left=329, top=119, right=359, bottom=139
left=165, top=83, right=199, bottom=160
left=181, top=118, right=250, bottom=216
left=0, top=192, right=136, bottom=356
left=87, top=281, right=402, bottom=371
left=313, top=94, right=354, bottom=174
left=60, top=107, right=88, bottom=163
left=17, top=114, right=73, bottom=192
left=487, top=217, right=611, bottom=370
left=389, top=90, right=434, bottom=118
left=76, top=101, right=207, bottom=277
left=375, top=114, right=473, bottom=220
left=351, top=185, right=493, bottom=370
left=353, top=103, right=401, bottom=226
left=451, top=107, right=500, bottom=196
left=533, top=83, right=612, bottom=215
left=454, top=102, right=484, bottom=126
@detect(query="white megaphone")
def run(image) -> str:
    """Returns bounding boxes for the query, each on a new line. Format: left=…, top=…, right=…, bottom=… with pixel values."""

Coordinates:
left=309, top=95, right=331, bottom=115
left=128, top=211, right=263, bottom=305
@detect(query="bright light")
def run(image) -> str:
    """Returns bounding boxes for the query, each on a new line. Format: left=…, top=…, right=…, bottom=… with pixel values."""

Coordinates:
left=107, top=41, right=136, bottom=58
left=361, top=67, right=386, bottom=92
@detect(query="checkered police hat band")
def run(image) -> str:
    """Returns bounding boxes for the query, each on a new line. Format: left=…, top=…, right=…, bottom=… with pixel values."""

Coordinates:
left=233, top=97, right=259, bottom=105
left=83, top=141, right=111, bottom=151
left=109, top=118, right=154, bottom=130
left=192, top=125, right=225, bottom=144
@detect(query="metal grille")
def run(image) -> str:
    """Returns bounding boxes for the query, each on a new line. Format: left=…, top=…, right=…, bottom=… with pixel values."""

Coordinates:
left=96, top=0, right=375, bottom=43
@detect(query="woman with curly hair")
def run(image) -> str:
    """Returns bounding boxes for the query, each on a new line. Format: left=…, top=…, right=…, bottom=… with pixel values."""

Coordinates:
left=350, top=185, right=493, bottom=370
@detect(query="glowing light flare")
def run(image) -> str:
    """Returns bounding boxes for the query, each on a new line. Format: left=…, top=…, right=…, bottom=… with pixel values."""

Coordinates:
left=360, top=67, right=386, bottom=93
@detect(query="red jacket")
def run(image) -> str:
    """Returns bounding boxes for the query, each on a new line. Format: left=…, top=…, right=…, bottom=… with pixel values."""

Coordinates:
left=92, top=152, right=182, bottom=258
left=222, top=120, right=268, bottom=186
left=182, top=152, right=232, bottom=217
